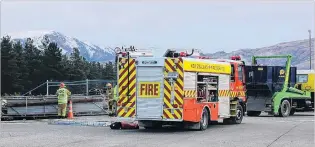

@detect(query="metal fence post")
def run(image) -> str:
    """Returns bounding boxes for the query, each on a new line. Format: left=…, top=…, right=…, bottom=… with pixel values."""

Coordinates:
left=0, top=96, right=2, bottom=120
left=25, top=96, right=28, bottom=116
left=46, top=80, right=49, bottom=96
left=86, top=79, right=89, bottom=96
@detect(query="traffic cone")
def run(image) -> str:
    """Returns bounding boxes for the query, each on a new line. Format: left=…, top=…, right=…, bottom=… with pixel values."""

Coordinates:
left=67, top=100, right=74, bottom=119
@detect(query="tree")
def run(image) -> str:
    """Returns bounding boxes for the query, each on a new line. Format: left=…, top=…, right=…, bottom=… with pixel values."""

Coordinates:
left=24, top=38, right=44, bottom=92
left=43, top=42, right=63, bottom=81
left=82, top=56, right=90, bottom=79
left=88, top=61, right=100, bottom=79
left=103, top=61, right=115, bottom=80
left=1, top=36, right=19, bottom=94
left=68, top=48, right=86, bottom=80
left=13, top=40, right=28, bottom=93
left=108, top=61, right=115, bottom=80
left=0, top=35, right=117, bottom=95
left=60, top=54, right=71, bottom=80
left=112, top=61, right=117, bottom=80
left=39, top=35, right=50, bottom=50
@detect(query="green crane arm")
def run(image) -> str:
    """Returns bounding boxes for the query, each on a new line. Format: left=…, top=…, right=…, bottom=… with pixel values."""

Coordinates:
left=251, top=55, right=292, bottom=92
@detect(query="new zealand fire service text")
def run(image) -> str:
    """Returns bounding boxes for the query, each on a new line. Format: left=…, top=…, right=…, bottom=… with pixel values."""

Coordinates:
left=190, top=64, right=225, bottom=72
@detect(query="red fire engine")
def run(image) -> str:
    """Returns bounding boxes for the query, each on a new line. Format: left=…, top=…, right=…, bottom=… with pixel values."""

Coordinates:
left=115, top=48, right=246, bottom=130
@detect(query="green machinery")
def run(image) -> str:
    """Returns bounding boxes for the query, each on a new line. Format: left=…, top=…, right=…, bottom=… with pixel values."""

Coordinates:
left=245, top=55, right=312, bottom=117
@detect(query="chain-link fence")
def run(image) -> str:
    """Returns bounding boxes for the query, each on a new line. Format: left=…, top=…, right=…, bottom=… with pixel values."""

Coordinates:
left=47, top=79, right=117, bottom=96
left=1, top=79, right=117, bottom=120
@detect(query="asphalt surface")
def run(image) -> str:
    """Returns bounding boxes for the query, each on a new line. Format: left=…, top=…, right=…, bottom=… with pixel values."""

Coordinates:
left=0, top=112, right=314, bottom=147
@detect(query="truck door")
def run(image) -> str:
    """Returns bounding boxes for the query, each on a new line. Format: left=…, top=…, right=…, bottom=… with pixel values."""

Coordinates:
left=135, top=58, right=165, bottom=120
left=230, top=63, right=246, bottom=100
left=236, top=64, right=246, bottom=101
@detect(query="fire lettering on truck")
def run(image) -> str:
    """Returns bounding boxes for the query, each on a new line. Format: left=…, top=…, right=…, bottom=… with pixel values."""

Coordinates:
left=139, top=82, right=160, bottom=98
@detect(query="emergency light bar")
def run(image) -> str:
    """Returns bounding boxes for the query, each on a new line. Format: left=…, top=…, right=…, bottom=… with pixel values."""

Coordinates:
left=180, top=52, right=187, bottom=57
left=115, top=46, right=154, bottom=58
left=163, top=48, right=200, bottom=58
left=231, top=55, right=241, bottom=60
left=115, top=46, right=136, bottom=52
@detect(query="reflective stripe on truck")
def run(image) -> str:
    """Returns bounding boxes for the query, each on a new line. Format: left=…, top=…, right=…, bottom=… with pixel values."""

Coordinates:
left=163, top=58, right=184, bottom=120
left=117, top=58, right=137, bottom=118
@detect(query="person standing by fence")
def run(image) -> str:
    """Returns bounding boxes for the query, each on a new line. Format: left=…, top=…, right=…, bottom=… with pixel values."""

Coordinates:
left=106, top=83, right=117, bottom=116
left=56, top=82, right=71, bottom=119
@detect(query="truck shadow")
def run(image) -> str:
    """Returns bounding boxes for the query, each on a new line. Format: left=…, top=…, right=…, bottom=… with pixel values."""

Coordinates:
left=247, top=113, right=314, bottom=118
left=119, top=123, right=239, bottom=133
left=291, top=114, right=315, bottom=117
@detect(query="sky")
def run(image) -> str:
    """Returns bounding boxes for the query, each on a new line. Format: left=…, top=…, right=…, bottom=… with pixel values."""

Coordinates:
left=1, top=0, right=314, bottom=55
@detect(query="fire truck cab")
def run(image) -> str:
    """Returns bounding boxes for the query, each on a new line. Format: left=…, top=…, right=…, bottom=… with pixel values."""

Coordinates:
left=116, top=48, right=246, bottom=130
left=211, top=56, right=247, bottom=112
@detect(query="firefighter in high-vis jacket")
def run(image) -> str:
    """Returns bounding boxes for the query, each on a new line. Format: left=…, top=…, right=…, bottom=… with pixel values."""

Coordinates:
left=56, top=82, right=71, bottom=118
left=106, top=83, right=118, bottom=116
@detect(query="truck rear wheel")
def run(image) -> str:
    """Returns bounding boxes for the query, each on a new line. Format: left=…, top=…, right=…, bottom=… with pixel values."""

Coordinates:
left=231, top=105, right=244, bottom=124
left=223, top=104, right=244, bottom=124
left=199, top=109, right=209, bottom=131
left=247, top=111, right=261, bottom=116
left=279, top=100, right=291, bottom=117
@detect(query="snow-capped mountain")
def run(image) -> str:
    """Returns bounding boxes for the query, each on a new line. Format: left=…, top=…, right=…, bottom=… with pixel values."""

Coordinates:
left=204, top=38, right=314, bottom=70
left=5, top=30, right=115, bottom=62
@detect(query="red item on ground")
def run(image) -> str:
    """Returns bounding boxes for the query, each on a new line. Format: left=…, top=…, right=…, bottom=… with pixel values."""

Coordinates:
left=121, top=121, right=139, bottom=129
left=110, top=121, right=139, bottom=129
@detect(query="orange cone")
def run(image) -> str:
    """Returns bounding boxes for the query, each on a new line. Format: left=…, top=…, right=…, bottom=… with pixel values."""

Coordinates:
left=67, top=100, right=74, bottom=119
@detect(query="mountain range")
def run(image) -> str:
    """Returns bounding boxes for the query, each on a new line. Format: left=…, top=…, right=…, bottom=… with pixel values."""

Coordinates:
left=205, top=38, right=314, bottom=69
left=3, top=30, right=314, bottom=69
left=5, top=30, right=115, bottom=62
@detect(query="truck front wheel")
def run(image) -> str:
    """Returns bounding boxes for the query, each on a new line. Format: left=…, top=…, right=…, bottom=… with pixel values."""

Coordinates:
left=223, top=104, right=244, bottom=124
left=279, top=100, right=291, bottom=117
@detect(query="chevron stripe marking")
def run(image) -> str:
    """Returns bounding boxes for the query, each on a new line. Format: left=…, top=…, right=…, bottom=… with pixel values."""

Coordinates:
left=174, top=58, right=184, bottom=107
left=119, top=59, right=135, bottom=78
left=163, top=109, right=175, bottom=119
left=164, top=80, right=173, bottom=109
left=184, top=90, right=197, bottom=98
left=165, top=59, right=176, bottom=72
left=174, top=109, right=182, bottom=119
left=118, top=64, right=136, bottom=92
left=118, top=63, right=136, bottom=102
left=163, top=58, right=184, bottom=120
left=122, top=108, right=135, bottom=117
left=117, top=58, right=136, bottom=118
left=217, top=90, right=246, bottom=97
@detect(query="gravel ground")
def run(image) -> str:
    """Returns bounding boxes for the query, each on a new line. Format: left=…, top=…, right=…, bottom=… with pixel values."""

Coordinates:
left=0, top=112, right=314, bottom=147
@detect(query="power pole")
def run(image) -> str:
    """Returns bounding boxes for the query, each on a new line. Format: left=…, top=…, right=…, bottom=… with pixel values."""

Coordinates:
left=308, top=30, right=312, bottom=69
